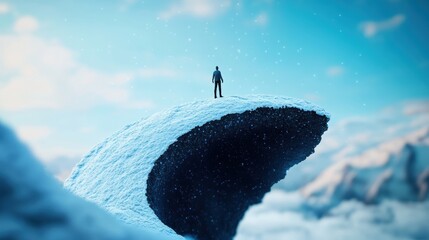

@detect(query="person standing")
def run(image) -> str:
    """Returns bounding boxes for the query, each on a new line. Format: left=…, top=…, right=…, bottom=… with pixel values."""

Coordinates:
left=212, top=66, right=224, bottom=98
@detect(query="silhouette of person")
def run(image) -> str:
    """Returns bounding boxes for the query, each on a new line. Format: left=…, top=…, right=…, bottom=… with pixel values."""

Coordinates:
left=212, top=66, right=223, bottom=98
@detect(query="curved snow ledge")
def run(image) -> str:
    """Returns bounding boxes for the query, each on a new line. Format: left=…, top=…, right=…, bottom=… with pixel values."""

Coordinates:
left=64, top=95, right=329, bottom=239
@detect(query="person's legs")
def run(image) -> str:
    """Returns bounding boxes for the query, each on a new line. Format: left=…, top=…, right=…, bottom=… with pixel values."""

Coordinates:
left=219, top=82, right=223, bottom=97
left=214, top=81, right=218, bottom=98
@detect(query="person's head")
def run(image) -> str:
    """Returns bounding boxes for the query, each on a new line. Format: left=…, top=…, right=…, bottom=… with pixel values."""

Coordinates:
left=215, top=66, right=219, bottom=70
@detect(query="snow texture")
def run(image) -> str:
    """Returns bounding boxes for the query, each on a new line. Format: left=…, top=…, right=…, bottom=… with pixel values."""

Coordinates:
left=0, top=121, right=183, bottom=240
left=64, top=95, right=329, bottom=239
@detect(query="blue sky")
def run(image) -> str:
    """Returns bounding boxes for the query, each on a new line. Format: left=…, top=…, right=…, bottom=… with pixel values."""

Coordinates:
left=0, top=0, right=428, bottom=161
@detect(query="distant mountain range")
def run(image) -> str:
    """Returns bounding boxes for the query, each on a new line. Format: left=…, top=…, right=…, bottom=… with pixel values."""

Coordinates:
left=301, top=127, right=429, bottom=213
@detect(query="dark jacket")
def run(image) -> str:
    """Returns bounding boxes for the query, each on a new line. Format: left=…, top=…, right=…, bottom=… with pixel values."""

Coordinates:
left=212, top=70, right=223, bottom=82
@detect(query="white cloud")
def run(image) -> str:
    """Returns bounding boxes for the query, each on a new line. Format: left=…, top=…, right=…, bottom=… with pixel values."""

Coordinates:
left=0, top=2, right=10, bottom=14
left=326, top=66, right=344, bottom=77
left=254, top=12, right=268, bottom=26
left=402, top=100, right=429, bottom=115
left=159, top=0, right=231, bottom=20
left=16, top=125, right=52, bottom=142
left=236, top=194, right=429, bottom=240
left=14, top=16, right=39, bottom=34
left=360, top=14, right=405, bottom=38
left=0, top=34, right=174, bottom=111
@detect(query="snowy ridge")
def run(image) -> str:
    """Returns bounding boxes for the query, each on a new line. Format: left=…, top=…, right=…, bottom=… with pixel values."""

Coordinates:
left=64, top=95, right=329, bottom=238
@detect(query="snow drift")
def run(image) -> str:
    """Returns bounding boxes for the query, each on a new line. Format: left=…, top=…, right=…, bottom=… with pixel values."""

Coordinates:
left=64, top=95, right=330, bottom=240
left=0, top=121, right=182, bottom=240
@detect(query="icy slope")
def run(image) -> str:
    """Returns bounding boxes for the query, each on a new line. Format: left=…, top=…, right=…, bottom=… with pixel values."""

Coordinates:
left=64, top=95, right=329, bottom=240
left=0, top=121, right=183, bottom=240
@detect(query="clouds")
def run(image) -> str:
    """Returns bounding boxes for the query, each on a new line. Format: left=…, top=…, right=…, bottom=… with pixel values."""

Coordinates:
left=0, top=16, right=179, bottom=111
left=0, top=2, right=9, bottom=14
left=402, top=100, right=429, bottom=115
left=326, top=66, right=344, bottom=77
left=13, top=16, right=39, bottom=33
left=253, top=12, right=268, bottom=26
left=237, top=195, right=429, bottom=240
left=16, top=125, right=52, bottom=142
left=0, top=33, right=134, bottom=110
left=158, top=0, right=272, bottom=27
left=159, top=0, right=231, bottom=20
left=0, top=3, right=185, bottom=168
left=360, top=14, right=405, bottom=38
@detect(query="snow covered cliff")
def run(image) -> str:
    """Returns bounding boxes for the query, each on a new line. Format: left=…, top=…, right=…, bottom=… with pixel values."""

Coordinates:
left=64, top=95, right=330, bottom=240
